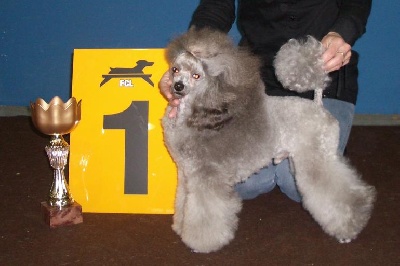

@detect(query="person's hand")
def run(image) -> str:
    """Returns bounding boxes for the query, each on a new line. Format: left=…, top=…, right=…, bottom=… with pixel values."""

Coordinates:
left=159, top=70, right=180, bottom=118
left=321, top=32, right=352, bottom=73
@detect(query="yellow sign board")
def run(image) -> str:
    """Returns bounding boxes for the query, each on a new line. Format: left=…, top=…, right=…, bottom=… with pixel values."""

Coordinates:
left=69, top=49, right=176, bottom=214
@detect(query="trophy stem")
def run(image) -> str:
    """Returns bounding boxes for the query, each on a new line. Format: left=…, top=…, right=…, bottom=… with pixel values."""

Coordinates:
left=46, top=135, right=74, bottom=207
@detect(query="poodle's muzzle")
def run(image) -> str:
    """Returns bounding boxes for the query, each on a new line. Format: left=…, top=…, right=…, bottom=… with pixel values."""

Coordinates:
left=171, top=81, right=186, bottom=98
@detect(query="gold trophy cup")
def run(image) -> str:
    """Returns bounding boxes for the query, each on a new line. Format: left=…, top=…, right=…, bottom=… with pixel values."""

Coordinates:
left=31, top=96, right=83, bottom=228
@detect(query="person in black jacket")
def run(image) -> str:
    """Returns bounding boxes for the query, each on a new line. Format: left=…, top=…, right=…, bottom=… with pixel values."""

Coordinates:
left=159, top=0, right=372, bottom=202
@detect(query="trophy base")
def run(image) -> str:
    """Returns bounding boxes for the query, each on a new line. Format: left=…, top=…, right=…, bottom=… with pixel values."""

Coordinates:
left=41, top=201, right=83, bottom=228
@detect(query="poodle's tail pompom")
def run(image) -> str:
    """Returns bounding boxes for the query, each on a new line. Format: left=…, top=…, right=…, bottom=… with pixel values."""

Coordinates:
left=274, top=36, right=331, bottom=94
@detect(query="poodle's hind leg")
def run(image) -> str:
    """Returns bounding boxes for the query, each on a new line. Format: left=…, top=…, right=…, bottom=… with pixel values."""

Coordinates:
left=293, top=155, right=376, bottom=243
left=180, top=172, right=242, bottom=253
left=172, top=169, right=186, bottom=236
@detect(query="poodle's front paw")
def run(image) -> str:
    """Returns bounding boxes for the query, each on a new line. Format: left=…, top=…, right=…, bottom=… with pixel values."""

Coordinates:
left=172, top=222, right=182, bottom=236
left=191, top=249, right=201, bottom=253
left=181, top=225, right=236, bottom=253
left=339, top=238, right=352, bottom=244
left=172, top=214, right=183, bottom=236
left=180, top=210, right=239, bottom=253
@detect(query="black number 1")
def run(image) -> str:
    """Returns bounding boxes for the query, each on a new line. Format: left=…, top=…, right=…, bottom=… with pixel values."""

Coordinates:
left=103, top=101, right=149, bottom=194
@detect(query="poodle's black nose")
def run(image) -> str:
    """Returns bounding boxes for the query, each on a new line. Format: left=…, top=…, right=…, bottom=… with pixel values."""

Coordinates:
left=174, top=81, right=184, bottom=92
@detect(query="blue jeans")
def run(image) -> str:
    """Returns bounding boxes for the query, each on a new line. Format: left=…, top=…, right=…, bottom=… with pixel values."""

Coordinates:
left=234, top=98, right=355, bottom=202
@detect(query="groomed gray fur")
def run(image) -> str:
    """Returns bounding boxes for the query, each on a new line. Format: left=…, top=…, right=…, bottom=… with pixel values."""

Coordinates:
left=162, top=27, right=376, bottom=253
left=274, top=36, right=331, bottom=93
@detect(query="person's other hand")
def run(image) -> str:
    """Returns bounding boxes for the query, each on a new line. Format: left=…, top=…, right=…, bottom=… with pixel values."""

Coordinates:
left=321, top=32, right=352, bottom=73
left=159, top=70, right=180, bottom=118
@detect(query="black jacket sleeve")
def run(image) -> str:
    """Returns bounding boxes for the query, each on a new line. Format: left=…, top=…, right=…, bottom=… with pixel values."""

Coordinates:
left=330, top=0, right=372, bottom=45
left=189, top=0, right=236, bottom=32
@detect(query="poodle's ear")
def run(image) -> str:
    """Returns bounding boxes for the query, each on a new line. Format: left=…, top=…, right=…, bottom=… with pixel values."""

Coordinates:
left=186, top=103, right=233, bottom=131
left=187, top=90, right=237, bottom=131
left=201, top=54, right=236, bottom=78
left=201, top=49, right=261, bottom=88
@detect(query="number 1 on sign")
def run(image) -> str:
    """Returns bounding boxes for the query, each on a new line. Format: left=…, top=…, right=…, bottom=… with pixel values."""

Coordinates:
left=103, top=101, right=149, bottom=194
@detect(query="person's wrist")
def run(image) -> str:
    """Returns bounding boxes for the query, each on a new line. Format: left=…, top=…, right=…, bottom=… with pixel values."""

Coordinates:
left=326, top=32, right=342, bottom=38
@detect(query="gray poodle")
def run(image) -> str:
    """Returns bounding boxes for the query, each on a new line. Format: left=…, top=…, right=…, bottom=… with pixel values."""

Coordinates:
left=162, top=27, right=376, bottom=253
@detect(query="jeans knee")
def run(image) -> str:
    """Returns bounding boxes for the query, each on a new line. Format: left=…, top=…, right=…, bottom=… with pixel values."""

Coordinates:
left=235, top=166, right=276, bottom=200
left=275, top=160, right=302, bottom=202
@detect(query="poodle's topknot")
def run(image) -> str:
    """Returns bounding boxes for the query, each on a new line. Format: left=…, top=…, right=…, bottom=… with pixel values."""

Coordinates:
left=166, top=27, right=262, bottom=89
left=166, top=26, right=235, bottom=63
left=274, top=36, right=331, bottom=93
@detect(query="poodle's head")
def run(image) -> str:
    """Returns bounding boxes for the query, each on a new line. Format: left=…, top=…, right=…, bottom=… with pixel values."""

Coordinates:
left=165, top=27, right=263, bottom=130
left=166, top=27, right=230, bottom=100
left=166, top=49, right=208, bottom=99
left=166, top=27, right=261, bottom=101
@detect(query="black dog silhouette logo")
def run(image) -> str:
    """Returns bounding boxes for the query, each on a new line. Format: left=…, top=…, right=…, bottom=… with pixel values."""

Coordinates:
left=100, top=60, right=154, bottom=87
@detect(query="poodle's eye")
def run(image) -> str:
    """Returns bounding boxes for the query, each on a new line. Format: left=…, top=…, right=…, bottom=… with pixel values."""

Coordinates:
left=192, top=73, right=200, bottom=80
left=172, top=67, right=179, bottom=73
